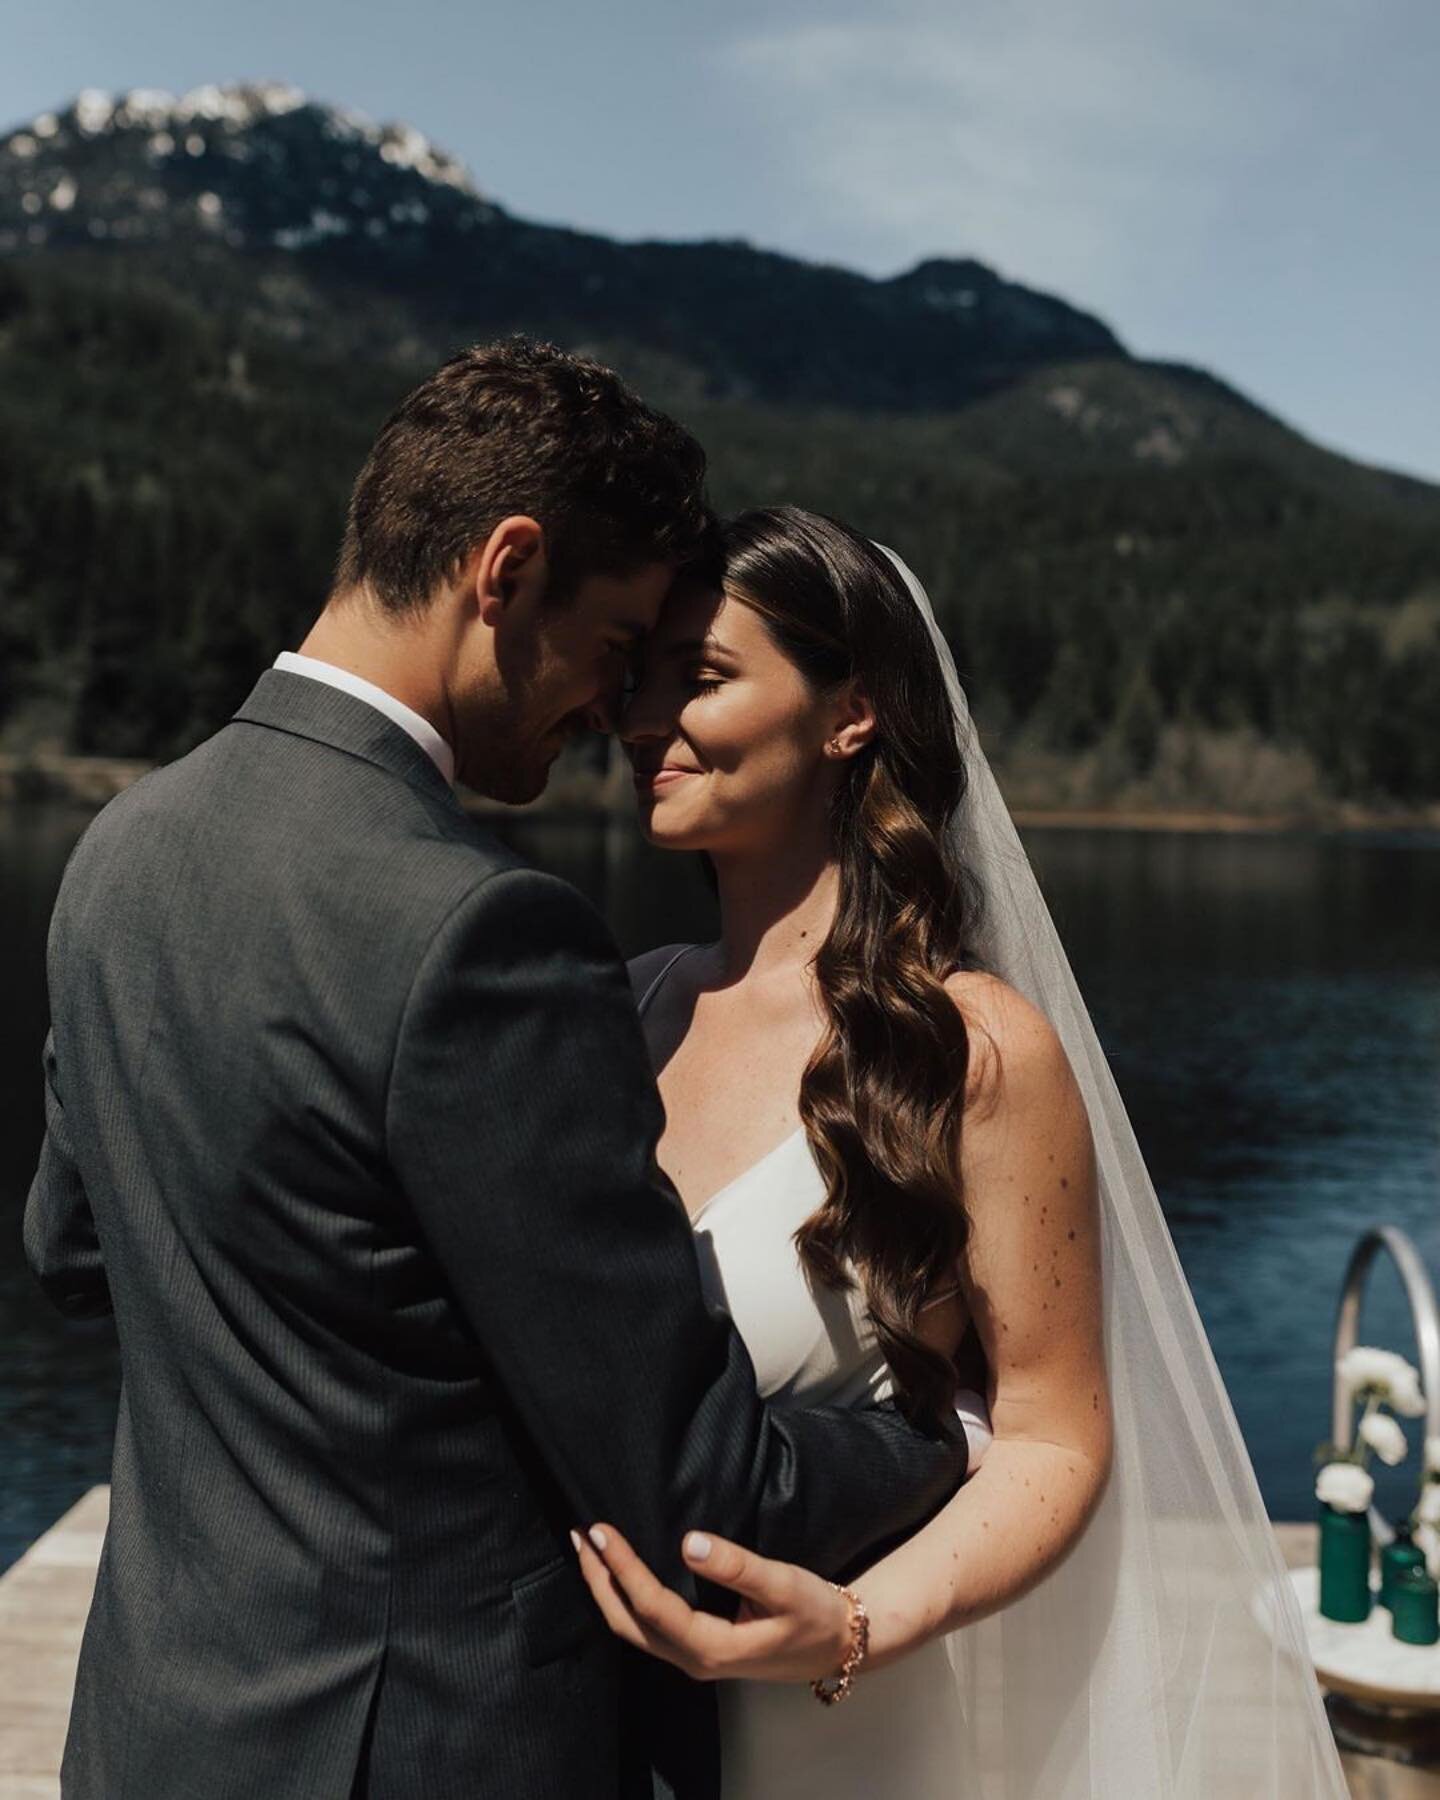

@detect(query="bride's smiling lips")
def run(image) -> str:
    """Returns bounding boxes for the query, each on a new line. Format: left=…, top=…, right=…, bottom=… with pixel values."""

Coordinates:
left=631, top=762, right=700, bottom=791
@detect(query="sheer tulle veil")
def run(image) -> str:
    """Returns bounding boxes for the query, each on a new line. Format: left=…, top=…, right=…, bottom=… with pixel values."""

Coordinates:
left=875, top=545, right=1348, bottom=1797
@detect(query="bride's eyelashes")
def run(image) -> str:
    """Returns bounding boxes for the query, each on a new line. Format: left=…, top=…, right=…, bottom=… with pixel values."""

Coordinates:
left=684, top=669, right=726, bottom=697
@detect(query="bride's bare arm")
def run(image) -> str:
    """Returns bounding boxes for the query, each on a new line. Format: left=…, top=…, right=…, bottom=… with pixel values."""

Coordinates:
left=854, top=972, right=1112, bottom=1669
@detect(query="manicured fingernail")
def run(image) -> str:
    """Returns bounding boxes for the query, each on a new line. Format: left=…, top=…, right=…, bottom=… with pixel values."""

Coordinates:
left=684, top=1531, right=712, bottom=1562
left=588, top=1526, right=608, bottom=1551
left=569, top=1529, right=583, bottom=1553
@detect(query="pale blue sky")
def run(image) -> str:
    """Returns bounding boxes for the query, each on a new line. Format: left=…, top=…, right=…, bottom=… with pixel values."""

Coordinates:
left=6, top=0, right=1438, bottom=480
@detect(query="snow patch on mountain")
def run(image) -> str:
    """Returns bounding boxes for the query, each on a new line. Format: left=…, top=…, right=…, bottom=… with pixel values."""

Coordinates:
left=3, top=83, right=479, bottom=197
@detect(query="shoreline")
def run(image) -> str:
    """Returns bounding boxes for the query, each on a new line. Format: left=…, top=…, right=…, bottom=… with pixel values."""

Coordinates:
left=4, top=753, right=1439, bottom=838
left=1003, top=805, right=1440, bottom=837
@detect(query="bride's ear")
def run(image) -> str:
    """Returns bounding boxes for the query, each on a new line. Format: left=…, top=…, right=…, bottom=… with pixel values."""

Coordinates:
left=823, top=680, right=878, bottom=761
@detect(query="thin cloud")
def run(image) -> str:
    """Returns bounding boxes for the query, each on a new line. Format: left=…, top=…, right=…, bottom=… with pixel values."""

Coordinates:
left=717, top=0, right=1366, bottom=303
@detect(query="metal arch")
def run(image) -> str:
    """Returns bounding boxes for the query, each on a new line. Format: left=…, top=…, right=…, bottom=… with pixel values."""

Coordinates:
left=1331, top=1225, right=1440, bottom=1546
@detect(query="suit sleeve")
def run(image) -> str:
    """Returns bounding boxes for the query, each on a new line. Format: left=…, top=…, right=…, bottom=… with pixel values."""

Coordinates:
left=386, top=867, right=966, bottom=1589
left=24, top=1028, right=112, bottom=1320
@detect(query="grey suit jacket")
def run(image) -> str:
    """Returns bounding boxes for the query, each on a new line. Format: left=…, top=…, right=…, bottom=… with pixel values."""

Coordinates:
left=25, top=669, right=967, bottom=1800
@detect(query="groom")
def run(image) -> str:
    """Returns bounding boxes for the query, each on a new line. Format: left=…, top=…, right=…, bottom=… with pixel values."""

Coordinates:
left=25, top=337, right=968, bottom=1800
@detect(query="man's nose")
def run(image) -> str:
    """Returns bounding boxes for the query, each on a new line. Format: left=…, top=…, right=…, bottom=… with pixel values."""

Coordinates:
left=616, top=686, right=668, bottom=746
left=584, top=691, right=617, bottom=736
left=584, top=667, right=625, bottom=735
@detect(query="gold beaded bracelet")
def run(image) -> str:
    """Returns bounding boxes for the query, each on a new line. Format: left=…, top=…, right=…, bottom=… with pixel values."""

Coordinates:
left=811, top=1583, right=870, bottom=1705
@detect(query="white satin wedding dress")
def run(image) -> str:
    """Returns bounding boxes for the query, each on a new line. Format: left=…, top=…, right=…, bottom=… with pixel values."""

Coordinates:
left=638, top=945, right=990, bottom=1799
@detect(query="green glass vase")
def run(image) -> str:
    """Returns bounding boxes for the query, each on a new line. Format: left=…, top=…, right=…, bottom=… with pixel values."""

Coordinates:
left=1391, top=1566, right=1440, bottom=1644
left=1380, top=1520, right=1426, bottom=1610
left=1318, top=1500, right=1372, bottom=1623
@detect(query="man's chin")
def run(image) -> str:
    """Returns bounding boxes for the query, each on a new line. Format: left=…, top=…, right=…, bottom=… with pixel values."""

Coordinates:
left=459, top=751, right=552, bottom=808
left=487, top=765, right=550, bottom=806
left=513, top=764, right=552, bottom=805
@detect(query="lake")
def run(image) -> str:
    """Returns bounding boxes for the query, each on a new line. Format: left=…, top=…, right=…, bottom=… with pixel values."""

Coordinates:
left=3, top=799, right=1439, bottom=1569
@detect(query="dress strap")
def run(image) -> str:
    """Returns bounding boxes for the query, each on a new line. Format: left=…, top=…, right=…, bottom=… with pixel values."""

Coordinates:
left=636, top=943, right=702, bottom=1017
left=918, top=1283, right=962, bottom=1314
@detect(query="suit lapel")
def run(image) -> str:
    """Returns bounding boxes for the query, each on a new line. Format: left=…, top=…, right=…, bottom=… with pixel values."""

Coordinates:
left=231, top=668, right=464, bottom=813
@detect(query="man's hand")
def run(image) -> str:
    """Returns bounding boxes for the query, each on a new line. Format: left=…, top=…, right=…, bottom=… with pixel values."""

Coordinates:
left=572, top=1523, right=853, bottom=1685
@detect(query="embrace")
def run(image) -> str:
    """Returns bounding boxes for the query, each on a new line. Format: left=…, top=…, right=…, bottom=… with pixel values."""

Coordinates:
left=26, top=340, right=1346, bottom=1797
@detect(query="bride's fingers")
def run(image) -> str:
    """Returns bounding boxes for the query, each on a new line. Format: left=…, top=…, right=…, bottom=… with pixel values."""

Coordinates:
left=571, top=1529, right=659, bottom=1654
left=585, top=1524, right=708, bottom=1646
left=574, top=1526, right=819, bottom=1680
left=572, top=1526, right=694, bottom=1663
left=583, top=1525, right=764, bottom=1676
left=682, top=1530, right=797, bottom=1613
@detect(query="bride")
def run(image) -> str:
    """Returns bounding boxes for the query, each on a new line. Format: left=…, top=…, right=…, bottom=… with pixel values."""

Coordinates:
left=574, top=508, right=1348, bottom=1797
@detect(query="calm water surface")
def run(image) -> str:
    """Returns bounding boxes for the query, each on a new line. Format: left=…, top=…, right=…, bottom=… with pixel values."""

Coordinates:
left=3, top=802, right=1438, bottom=1567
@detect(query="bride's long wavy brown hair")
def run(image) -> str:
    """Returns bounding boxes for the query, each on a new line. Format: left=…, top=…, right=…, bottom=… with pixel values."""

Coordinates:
left=719, top=506, right=985, bottom=1432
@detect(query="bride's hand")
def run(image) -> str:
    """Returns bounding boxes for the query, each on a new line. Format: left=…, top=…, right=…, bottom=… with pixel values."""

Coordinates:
left=572, top=1523, right=853, bottom=1684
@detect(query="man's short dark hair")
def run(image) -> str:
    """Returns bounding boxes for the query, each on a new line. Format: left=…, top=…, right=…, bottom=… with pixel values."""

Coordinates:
left=331, top=336, right=713, bottom=612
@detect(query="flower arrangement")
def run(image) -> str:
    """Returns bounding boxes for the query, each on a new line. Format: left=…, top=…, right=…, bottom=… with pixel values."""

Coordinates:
left=1414, top=1437, right=1440, bottom=1575
left=1314, top=1344, right=1426, bottom=1509
left=1313, top=1344, right=1434, bottom=1627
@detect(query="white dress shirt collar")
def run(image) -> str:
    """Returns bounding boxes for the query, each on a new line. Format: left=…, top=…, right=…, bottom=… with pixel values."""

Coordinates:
left=272, top=651, right=456, bottom=786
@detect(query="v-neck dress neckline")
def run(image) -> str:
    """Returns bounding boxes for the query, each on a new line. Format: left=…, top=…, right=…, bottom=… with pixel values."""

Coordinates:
left=636, top=942, right=806, bottom=1226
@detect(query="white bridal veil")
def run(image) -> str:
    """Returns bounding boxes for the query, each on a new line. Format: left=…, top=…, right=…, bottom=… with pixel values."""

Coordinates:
left=877, top=546, right=1349, bottom=1798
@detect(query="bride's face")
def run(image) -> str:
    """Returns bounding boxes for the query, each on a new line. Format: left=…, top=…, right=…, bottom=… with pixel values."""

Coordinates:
left=620, top=582, right=837, bottom=853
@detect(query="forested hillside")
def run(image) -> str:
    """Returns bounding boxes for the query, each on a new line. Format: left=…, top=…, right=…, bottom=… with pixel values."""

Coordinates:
left=3, top=85, right=1438, bottom=812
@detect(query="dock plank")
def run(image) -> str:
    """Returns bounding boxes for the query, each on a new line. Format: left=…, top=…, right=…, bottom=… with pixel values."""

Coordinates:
left=0, top=1487, right=107, bottom=1797
left=2, top=1495, right=1435, bottom=1797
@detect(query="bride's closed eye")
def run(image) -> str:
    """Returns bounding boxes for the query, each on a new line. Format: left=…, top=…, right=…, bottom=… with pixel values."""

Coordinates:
left=685, top=671, right=726, bottom=697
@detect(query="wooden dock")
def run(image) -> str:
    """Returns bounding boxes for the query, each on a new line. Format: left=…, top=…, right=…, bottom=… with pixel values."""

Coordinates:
left=3, top=1491, right=1438, bottom=1798
left=0, top=1488, right=108, bottom=1799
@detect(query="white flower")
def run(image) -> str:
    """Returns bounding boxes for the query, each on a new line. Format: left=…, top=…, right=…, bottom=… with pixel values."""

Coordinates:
left=1424, top=1436, right=1440, bottom=1475
left=1338, top=1346, right=1397, bottom=1387
left=1417, top=1485, right=1440, bottom=1526
left=1391, top=1371, right=1427, bottom=1419
left=1337, top=1346, right=1427, bottom=1418
left=1359, top=1412, right=1409, bottom=1466
left=1416, top=1522, right=1440, bottom=1579
left=1316, top=1461, right=1374, bottom=1513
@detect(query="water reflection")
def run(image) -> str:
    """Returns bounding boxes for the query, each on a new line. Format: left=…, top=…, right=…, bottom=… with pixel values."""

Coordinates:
left=3, top=804, right=1438, bottom=1564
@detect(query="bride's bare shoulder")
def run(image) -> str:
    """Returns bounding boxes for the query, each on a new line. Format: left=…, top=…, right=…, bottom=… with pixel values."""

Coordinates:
left=942, top=968, right=1074, bottom=1104
left=942, top=971, right=1097, bottom=1281
left=625, top=943, right=693, bottom=1006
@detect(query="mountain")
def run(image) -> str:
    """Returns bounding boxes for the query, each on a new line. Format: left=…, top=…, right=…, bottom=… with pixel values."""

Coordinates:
left=0, top=82, right=1124, bottom=410
left=2, top=83, right=1438, bottom=813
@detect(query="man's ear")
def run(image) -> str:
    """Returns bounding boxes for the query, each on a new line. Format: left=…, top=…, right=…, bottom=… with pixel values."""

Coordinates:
left=473, top=516, right=547, bottom=627
left=826, top=679, right=878, bottom=760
